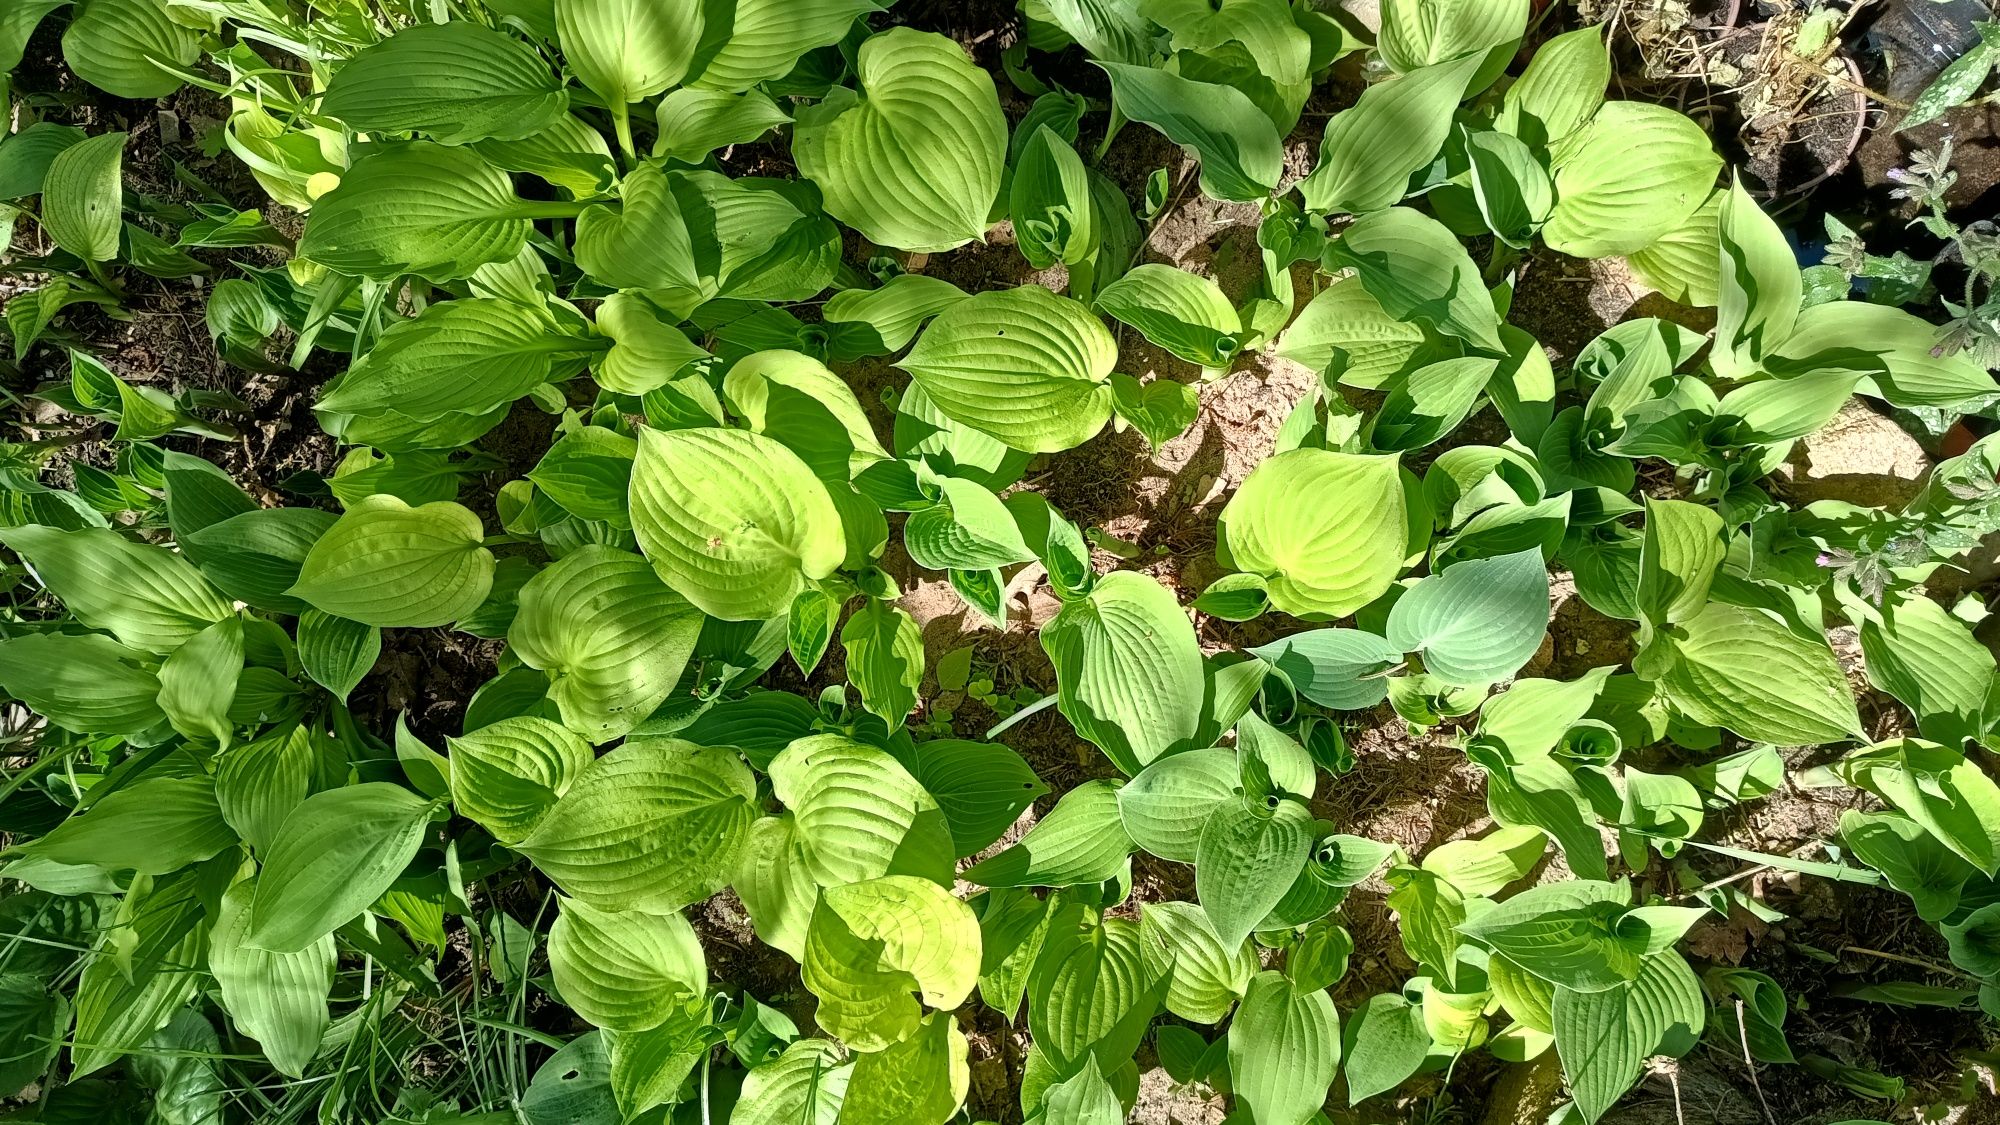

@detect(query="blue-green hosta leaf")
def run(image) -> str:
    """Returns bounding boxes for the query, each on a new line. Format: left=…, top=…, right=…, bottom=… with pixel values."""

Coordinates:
left=207, top=880, right=333, bottom=1077
left=446, top=716, right=594, bottom=844
left=1342, top=992, right=1431, bottom=1104
left=892, top=738, right=1049, bottom=857
left=1139, top=900, right=1256, bottom=1024
left=628, top=426, right=844, bottom=621
left=899, top=285, right=1117, bottom=454
left=518, top=739, right=757, bottom=912
left=549, top=896, right=705, bottom=1032
left=1651, top=602, right=1863, bottom=746
left=840, top=1011, right=970, bottom=1125
left=1770, top=300, right=1998, bottom=409
left=794, top=27, right=1004, bottom=252
left=0, top=524, right=231, bottom=653
left=0, top=632, right=164, bottom=735
left=248, top=783, right=437, bottom=953
left=301, top=143, right=539, bottom=282
left=1041, top=572, right=1204, bottom=775
left=1227, top=971, right=1340, bottom=1125
left=510, top=545, right=704, bottom=741
left=1117, top=748, right=1239, bottom=862
left=965, top=778, right=1134, bottom=888
left=733, top=1039, right=851, bottom=1125
left=1096, top=62, right=1282, bottom=202
left=39, top=131, right=124, bottom=262
left=1324, top=206, right=1503, bottom=355
left=319, top=23, right=565, bottom=144
left=1712, top=178, right=1801, bottom=381
left=1248, top=628, right=1406, bottom=710
left=1028, top=913, right=1167, bottom=1071
left=63, top=0, right=196, bottom=99
left=1386, top=547, right=1550, bottom=685
left=1218, top=449, right=1406, bottom=619
left=557, top=0, right=702, bottom=105
left=801, top=875, right=980, bottom=1051
left=1497, top=24, right=1608, bottom=146
left=1197, top=794, right=1313, bottom=948
left=1093, top=263, right=1241, bottom=366
left=1297, top=52, right=1483, bottom=216
left=1542, top=102, right=1719, bottom=258
left=288, top=495, right=495, bottom=628
left=771, top=733, right=953, bottom=888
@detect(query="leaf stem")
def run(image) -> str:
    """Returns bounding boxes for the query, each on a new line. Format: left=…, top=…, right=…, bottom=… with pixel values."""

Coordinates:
left=611, top=100, right=638, bottom=165
left=505, top=200, right=592, bottom=220
left=985, top=692, right=1058, bottom=740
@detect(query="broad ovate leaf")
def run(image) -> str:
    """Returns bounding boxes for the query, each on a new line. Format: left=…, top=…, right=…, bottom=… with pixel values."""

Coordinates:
left=1096, top=62, right=1282, bottom=202
left=319, top=23, right=566, bottom=144
left=1385, top=548, right=1551, bottom=685
left=288, top=495, right=495, bottom=628
left=793, top=27, right=1004, bottom=252
left=1298, top=52, right=1482, bottom=216
left=1652, top=602, right=1864, bottom=746
left=248, top=783, right=437, bottom=953
left=1217, top=449, right=1405, bottom=618
left=801, top=876, right=980, bottom=1051
left=207, top=881, right=333, bottom=1078
left=627, top=426, right=844, bottom=621
left=300, top=143, right=537, bottom=282
left=557, top=0, right=702, bottom=105
left=1227, top=971, right=1341, bottom=1125
left=898, top=285, right=1117, bottom=453
left=1543, top=102, right=1719, bottom=258
left=1040, top=572, right=1203, bottom=775
left=1093, top=263, right=1242, bottom=367
left=770, top=733, right=951, bottom=888
left=548, top=896, right=705, bottom=1032
left=0, top=525, right=231, bottom=653
left=446, top=716, right=594, bottom=844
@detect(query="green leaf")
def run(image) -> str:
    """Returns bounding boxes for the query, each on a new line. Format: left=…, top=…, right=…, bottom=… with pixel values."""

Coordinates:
left=296, top=609, right=379, bottom=703
left=686, top=0, right=884, bottom=91
left=39, top=131, right=124, bottom=262
left=825, top=275, right=969, bottom=356
left=1227, top=971, right=1340, bottom=1125
left=1218, top=449, right=1406, bottom=618
left=447, top=715, right=594, bottom=844
left=1011, top=124, right=1096, bottom=270
left=1849, top=589, right=1997, bottom=745
left=70, top=875, right=202, bottom=1076
left=207, top=881, right=333, bottom=1077
left=288, top=495, right=495, bottom=628
left=1093, top=263, right=1241, bottom=366
left=0, top=121, right=81, bottom=199
left=1769, top=300, right=1997, bottom=409
left=187, top=508, right=337, bottom=614
left=1497, top=24, right=1608, bottom=145
left=801, top=875, right=980, bottom=1051
left=794, top=28, right=1004, bottom=252
left=214, top=726, right=315, bottom=853
left=1385, top=548, right=1549, bottom=685
left=733, top=815, right=818, bottom=959
left=510, top=545, right=704, bottom=741
left=771, top=733, right=951, bottom=888
left=1040, top=572, right=1204, bottom=775
left=1028, top=913, right=1166, bottom=1071
left=838, top=602, right=923, bottom=731
left=1369, top=355, right=1499, bottom=450
left=1297, top=53, right=1482, bottom=216
left=1627, top=189, right=1721, bottom=306
left=1422, top=824, right=1548, bottom=897
left=734, top=1040, right=851, bottom=1125
left=1634, top=498, right=1725, bottom=628
left=898, top=285, right=1117, bottom=454
left=965, top=778, right=1133, bottom=888
left=1248, top=629, right=1405, bottom=710
left=1342, top=993, right=1431, bottom=1104
left=1551, top=982, right=1637, bottom=1123
left=724, top=349, right=891, bottom=481
left=1713, top=178, right=1802, bottom=380
left=557, top=0, right=702, bottom=105
left=1325, top=207, right=1502, bottom=355
left=1899, top=27, right=2000, bottom=130
left=1139, top=901, right=1255, bottom=1023
left=653, top=87, right=788, bottom=163
left=517, top=739, right=757, bottom=911
left=1822, top=739, right=2000, bottom=875
left=0, top=525, right=231, bottom=653
left=1651, top=602, right=1863, bottom=745
left=319, top=23, right=565, bottom=143
left=574, top=163, right=700, bottom=294
left=1116, top=748, right=1237, bottom=862
left=549, top=896, right=705, bottom=1032
left=248, top=783, right=436, bottom=953
left=628, top=426, right=844, bottom=621
left=892, top=739, right=1048, bottom=857
left=594, top=291, right=711, bottom=395
left=905, top=475, right=1036, bottom=571
left=11, top=776, right=233, bottom=875
left=62, top=0, right=195, bottom=98
left=1543, top=102, right=1719, bottom=257
left=1096, top=62, right=1282, bottom=202
left=1465, top=127, right=1554, bottom=247
left=0, top=632, right=164, bottom=735
left=1197, top=793, right=1313, bottom=948
left=1035, top=1053, right=1121, bottom=1125
left=301, top=143, right=534, bottom=282
left=841, top=1011, right=969, bottom=1124
left=1839, top=810, right=1975, bottom=923
left=1943, top=903, right=2000, bottom=980
left=1456, top=880, right=1638, bottom=993
left=157, top=615, right=243, bottom=747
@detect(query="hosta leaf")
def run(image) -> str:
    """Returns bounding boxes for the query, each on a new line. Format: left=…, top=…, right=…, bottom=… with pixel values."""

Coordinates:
left=1369, top=355, right=1498, bottom=450
left=1378, top=0, right=1527, bottom=77
left=723, top=349, right=890, bottom=480
left=594, top=290, right=712, bottom=396
left=686, top=0, right=884, bottom=91
left=1498, top=24, right=1608, bottom=146
left=1041, top=572, right=1203, bottom=775
left=549, top=896, right=705, bottom=1032
left=1028, top=914, right=1166, bottom=1071
left=964, top=778, right=1133, bottom=888
left=156, top=615, right=243, bottom=747
left=1096, top=62, right=1282, bottom=202
left=248, top=783, right=437, bottom=953
left=1385, top=548, right=1550, bottom=685
left=289, top=495, right=495, bottom=628
left=1218, top=449, right=1405, bottom=618
left=510, top=545, right=704, bottom=741
left=1036, top=1054, right=1121, bottom=1125
left=898, top=286, right=1117, bottom=454
left=1770, top=300, right=1997, bottom=409
left=1197, top=794, right=1313, bottom=948
left=70, top=876, right=202, bottom=1077
left=825, top=275, right=969, bottom=357
left=447, top=716, right=594, bottom=844
left=1465, top=128, right=1554, bottom=247
left=214, top=726, right=314, bottom=854
left=1849, top=589, right=1997, bottom=745
left=296, top=609, right=379, bottom=704
left=840, top=1012, right=970, bottom=1125
left=0, top=525, right=231, bottom=653
left=891, top=739, right=1048, bottom=857
left=0, top=632, right=164, bottom=735
left=1823, top=739, right=2000, bottom=875
left=1108, top=374, right=1200, bottom=451
left=187, top=508, right=336, bottom=614
left=1456, top=880, right=1638, bottom=992
left=794, top=27, right=1004, bottom=252
left=1139, top=900, right=1255, bottom=1023
left=1712, top=178, right=1800, bottom=381
left=40, top=131, right=124, bottom=262
left=770, top=733, right=950, bottom=888
left=0, top=121, right=83, bottom=199
left=904, top=475, right=1036, bottom=571
left=1635, top=498, right=1725, bottom=627
left=11, top=776, right=233, bottom=875
left=1094, top=264, right=1242, bottom=366
left=207, top=881, right=333, bottom=1077
left=1551, top=982, right=1637, bottom=1123
left=1324, top=207, right=1503, bottom=355
left=1227, top=971, right=1340, bottom=1125
left=1652, top=602, right=1863, bottom=745
left=1117, top=748, right=1240, bottom=863
left=575, top=163, right=700, bottom=293
left=63, top=0, right=195, bottom=99
left=653, top=88, right=788, bottom=163
left=1627, top=189, right=1721, bottom=307
left=801, top=876, right=980, bottom=1051
left=1841, top=811, right=1974, bottom=922
left=517, top=739, right=757, bottom=912
left=1011, top=124, right=1096, bottom=270
left=319, top=23, right=566, bottom=144
left=1297, top=53, right=1482, bottom=216
left=628, top=427, right=844, bottom=621
left=840, top=601, right=925, bottom=731
left=1543, top=102, right=1719, bottom=258
left=732, top=1040, right=851, bottom=1125
left=733, top=814, right=818, bottom=959
left=1276, top=276, right=1428, bottom=389
left=301, top=143, right=534, bottom=282
left=557, top=0, right=702, bottom=105
left=1248, top=628, right=1405, bottom=710
left=1342, top=993, right=1431, bottom=1104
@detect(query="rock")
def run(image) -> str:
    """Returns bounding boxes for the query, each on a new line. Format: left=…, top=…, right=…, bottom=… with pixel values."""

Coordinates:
left=1481, top=1053, right=1565, bottom=1125
left=1786, top=400, right=1932, bottom=510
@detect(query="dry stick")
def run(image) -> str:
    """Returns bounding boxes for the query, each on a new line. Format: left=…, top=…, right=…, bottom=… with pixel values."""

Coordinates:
left=1735, top=999, right=1776, bottom=1125
left=1841, top=944, right=1968, bottom=979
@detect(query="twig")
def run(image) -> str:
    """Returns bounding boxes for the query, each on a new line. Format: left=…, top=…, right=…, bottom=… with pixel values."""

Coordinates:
left=1840, top=944, right=1968, bottom=979
left=1735, top=1000, right=1776, bottom=1125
